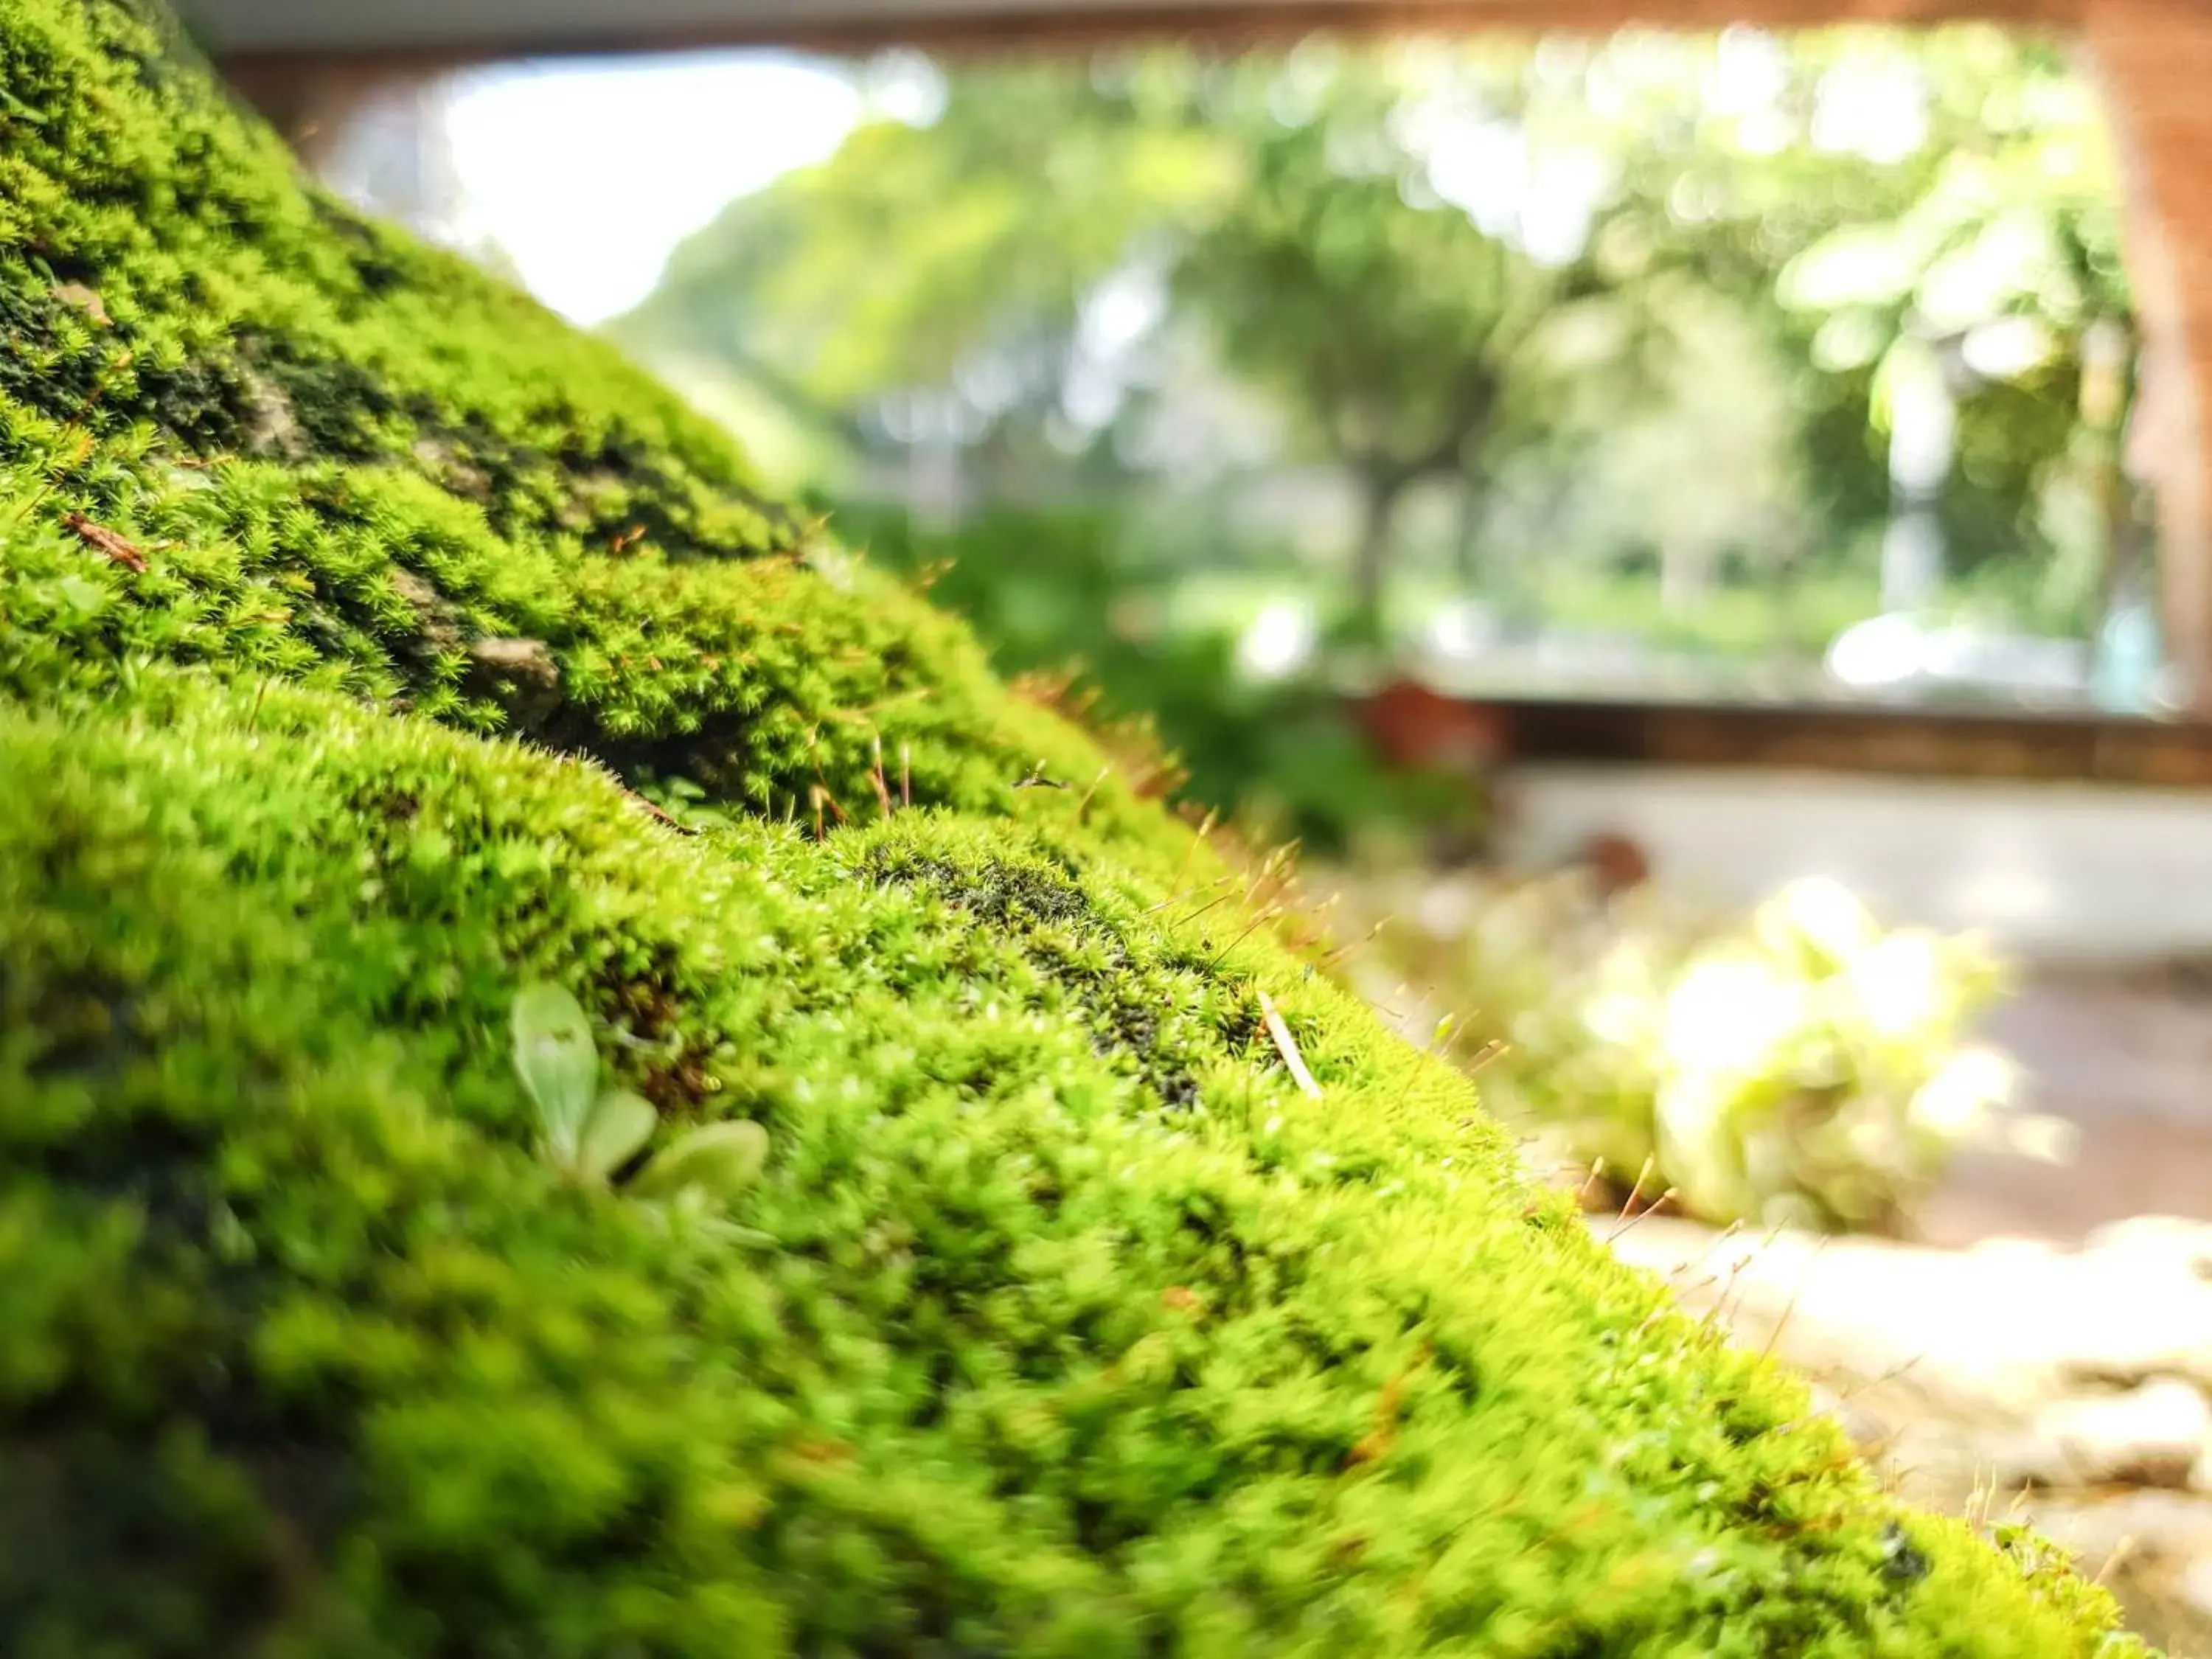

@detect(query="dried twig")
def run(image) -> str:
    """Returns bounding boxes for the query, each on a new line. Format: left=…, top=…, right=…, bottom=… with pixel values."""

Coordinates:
left=1256, top=990, right=1322, bottom=1100
left=623, top=788, right=698, bottom=836
left=63, top=511, right=147, bottom=572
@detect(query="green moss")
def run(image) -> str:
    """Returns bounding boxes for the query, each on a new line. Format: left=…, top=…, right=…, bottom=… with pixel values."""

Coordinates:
left=0, top=2, right=2154, bottom=1654
left=0, top=0, right=1166, bottom=854
left=0, top=671, right=2149, bottom=1656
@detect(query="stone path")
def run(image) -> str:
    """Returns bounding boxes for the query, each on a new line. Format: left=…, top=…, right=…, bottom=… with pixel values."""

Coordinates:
left=1599, top=967, right=2212, bottom=1649
left=1604, top=1212, right=2212, bottom=1652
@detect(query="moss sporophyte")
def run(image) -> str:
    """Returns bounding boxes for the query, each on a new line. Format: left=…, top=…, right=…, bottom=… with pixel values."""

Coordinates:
left=0, top=1, right=2155, bottom=1652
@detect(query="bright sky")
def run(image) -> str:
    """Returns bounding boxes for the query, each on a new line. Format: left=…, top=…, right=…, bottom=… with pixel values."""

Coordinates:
left=440, top=52, right=863, bottom=324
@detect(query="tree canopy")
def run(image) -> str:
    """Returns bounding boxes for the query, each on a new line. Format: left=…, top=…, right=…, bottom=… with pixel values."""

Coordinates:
left=617, top=25, right=2138, bottom=650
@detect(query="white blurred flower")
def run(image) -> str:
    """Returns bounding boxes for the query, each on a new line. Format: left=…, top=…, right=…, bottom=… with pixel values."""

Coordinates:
left=1583, top=988, right=1656, bottom=1049
left=1655, top=1074, right=1751, bottom=1217
left=1754, top=876, right=1879, bottom=969
left=1845, top=1110, right=1899, bottom=1164
left=1843, top=928, right=1951, bottom=1043
left=1907, top=1044, right=2016, bottom=1139
left=1663, top=950, right=1809, bottom=1079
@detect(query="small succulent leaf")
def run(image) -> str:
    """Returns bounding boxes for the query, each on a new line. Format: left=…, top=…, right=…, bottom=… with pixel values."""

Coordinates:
left=630, top=1119, right=770, bottom=1203
left=578, top=1088, right=658, bottom=1184
left=511, top=982, right=599, bottom=1162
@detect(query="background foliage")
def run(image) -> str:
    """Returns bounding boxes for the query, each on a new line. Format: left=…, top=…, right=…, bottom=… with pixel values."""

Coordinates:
left=618, top=27, right=2140, bottom=695
left=1351, top=869, right=2059, bottom=1233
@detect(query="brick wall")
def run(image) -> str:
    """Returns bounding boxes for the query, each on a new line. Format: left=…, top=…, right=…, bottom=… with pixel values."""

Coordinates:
left=2080, top=0, right=2212, bottom=705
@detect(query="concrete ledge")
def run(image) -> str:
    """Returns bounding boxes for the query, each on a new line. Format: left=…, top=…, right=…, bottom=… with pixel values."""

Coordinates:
left=1497, top=762, right=2212, bottom=963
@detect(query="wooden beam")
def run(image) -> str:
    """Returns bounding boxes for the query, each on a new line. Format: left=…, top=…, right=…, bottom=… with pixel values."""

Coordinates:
left=1349, top=681, right=2212, bottom=785
left=207, top=0, right=2094, bottom=82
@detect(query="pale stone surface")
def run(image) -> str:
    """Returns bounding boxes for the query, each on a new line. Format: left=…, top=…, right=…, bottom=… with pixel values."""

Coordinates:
left=1600, top=1214, right=2212, bottom=1419
left=2018, top=1379, right=2211, bottom=1489
left=1496, top=765, right=2212, bottom=966
left=2182, top=1554, right=2212, bottom=1622
left=1600, top=1212, right=2212, bottom=1648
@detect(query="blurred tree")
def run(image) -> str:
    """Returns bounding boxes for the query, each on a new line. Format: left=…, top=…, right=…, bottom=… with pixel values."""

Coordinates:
left=616, top=26, right=2135, bottom=649
left=1169, top=52, right=1655, bottom=635
left=616, top=59, right=1235, bottom=507
left=1538, top=27, right=2135, bottom=624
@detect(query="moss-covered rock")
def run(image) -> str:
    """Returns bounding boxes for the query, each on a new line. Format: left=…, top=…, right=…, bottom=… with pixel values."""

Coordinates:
left=0, top=0, right=1164, bottom=854
left=0, top=2, right=2152, bottom=1654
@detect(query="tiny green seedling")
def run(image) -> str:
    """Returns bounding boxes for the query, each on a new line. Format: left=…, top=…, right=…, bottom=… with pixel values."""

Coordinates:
left=510, top=983, right=768, bottom=1203
left=627, top=1121, right=770, bottom=1200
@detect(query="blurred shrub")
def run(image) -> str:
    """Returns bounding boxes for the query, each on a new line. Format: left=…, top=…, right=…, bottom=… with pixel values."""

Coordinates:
left=1361, top=870, right=2065, bottom=1233
left=837, top=498, right=1482, bottom=853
